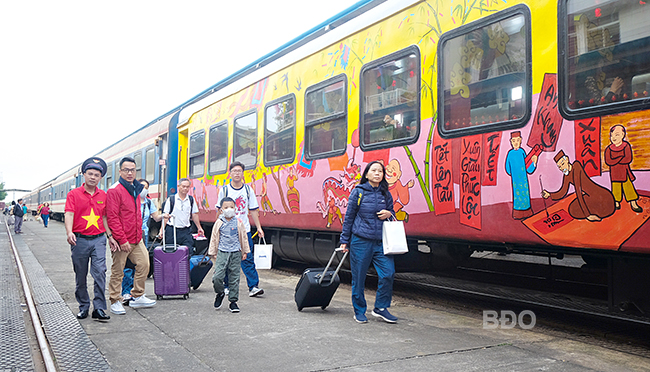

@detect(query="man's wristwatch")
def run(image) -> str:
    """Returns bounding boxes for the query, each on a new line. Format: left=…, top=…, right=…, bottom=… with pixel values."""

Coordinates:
left=106, top=233, right=113, bottom=239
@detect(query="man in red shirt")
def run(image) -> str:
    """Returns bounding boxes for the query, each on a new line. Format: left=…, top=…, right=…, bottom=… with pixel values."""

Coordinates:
left=106, top=157, right=156, bottom=315
left=65, top=157, right=117, bottom=321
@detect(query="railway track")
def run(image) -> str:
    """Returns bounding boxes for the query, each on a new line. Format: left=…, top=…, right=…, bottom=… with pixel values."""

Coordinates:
left=2, top=218, right=54, bottom=371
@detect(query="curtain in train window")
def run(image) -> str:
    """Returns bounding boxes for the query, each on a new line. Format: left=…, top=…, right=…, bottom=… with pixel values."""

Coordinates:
left=209, top=121, right=228, bottom=174
left=565, top=0, right=650, bottom=110
left=133, top=152, right=143, bottom=180
left=305, top=76, right=347, bottom=158
left=234, top=111, right=257, bottom=169
left=189, top=130, right=205, bottom=179
left=361, top=49, right=419, bottom=148
left=441, top=13, right=528, bottom=133
left=264, top=95, right=295, bottom=165
left=145, top=147, right=155, bottom=182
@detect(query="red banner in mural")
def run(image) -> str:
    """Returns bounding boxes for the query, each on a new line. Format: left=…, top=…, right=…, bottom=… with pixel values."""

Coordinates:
left=575, top=117, right=601, bottom=177
left=460, top=135, right=482, bottom=230
left=482, top=132, right=501, bottom=186
left=432, top=126, right=455, bottom=215
left=527, top=73, right=563, bottom=152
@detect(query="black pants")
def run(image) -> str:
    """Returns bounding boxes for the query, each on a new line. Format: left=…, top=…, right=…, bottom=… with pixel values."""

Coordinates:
left=164, top=225, right=194, bottom=249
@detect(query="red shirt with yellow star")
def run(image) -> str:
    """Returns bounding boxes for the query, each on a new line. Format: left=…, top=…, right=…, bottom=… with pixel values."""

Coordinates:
left=65, top=184, right=107, bottom=235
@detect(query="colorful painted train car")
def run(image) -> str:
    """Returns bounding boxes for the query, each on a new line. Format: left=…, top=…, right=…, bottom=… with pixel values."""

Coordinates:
left=174, top=0, right=650, bottom=311
left=25, top=0, right=650, bottom=313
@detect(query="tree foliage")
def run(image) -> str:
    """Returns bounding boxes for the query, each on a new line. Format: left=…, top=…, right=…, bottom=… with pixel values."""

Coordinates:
left=0, top=182, right=6, bottom=201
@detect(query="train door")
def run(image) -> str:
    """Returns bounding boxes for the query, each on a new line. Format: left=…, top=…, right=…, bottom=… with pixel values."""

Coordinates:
left=178, top=129, right=189, bottom=179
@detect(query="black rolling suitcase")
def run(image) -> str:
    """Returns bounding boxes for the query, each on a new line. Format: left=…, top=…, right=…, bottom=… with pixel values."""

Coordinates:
left=295, top=248, right=348, bottom=311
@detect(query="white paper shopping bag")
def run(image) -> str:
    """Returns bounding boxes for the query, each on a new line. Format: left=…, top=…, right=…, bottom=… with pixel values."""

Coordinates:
left=254, top=237, right=273, bottom=269
left=382, top=219, right=408, bottom=255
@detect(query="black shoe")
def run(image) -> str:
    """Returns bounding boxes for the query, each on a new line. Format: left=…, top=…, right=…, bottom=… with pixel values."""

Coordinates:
left=91, top=309, right=110, bottom=321
left=77, top=310, right=89, bottom=319
left=229, top=302, right=240, bottom=313
left=632, top=205, right=643, bottom=213
left=214, top=293, right=225, bottom=309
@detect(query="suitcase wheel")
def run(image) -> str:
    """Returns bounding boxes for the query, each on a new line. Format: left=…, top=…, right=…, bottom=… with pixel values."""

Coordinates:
left=321, top=306, right=327, bottom=310
left=157, top=295, right=162, bottom=300
left=297, top=306, right=303, bottom=311
left=183, top=294, right=189, bottom=300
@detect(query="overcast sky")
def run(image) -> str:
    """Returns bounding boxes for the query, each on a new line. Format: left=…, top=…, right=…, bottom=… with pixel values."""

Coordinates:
left=0, top=0, right=355, bottom=200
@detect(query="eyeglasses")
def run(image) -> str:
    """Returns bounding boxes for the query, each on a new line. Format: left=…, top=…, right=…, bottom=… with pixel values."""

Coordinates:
left=120, top=168, right=136, bottom=174
left=230, top=169, right=243, bottom=174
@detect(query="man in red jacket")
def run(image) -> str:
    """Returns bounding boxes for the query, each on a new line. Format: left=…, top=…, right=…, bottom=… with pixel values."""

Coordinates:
left=106, top=157, right=156, bottom=315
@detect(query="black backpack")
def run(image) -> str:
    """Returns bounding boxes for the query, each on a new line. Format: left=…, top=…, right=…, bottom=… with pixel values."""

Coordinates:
left=14, top=204, right=24, bottom=217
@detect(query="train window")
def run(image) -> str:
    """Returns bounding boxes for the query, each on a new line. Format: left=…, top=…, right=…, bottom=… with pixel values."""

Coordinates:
left=264, top=94, right=296, bottom=166
left=559, top=0, right=650, bottom=119
left=133, top=152, right=143, bottom=180
left=304, top=74, right=347, bottom=160
left=209, top=120, right=229, bottom=175
left=189, top=130, right=205, bottom=179
left=438, top=5, right=531, bottom=138
left=233, top=110, right=258, bottom=169
left=106, top=162, right=113, bottom=188
left=145, top=147, right=155, bottom=183
left=360, top=46, right=420, bottom=150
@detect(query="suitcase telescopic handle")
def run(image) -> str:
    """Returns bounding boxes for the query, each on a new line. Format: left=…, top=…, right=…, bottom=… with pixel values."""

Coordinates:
left=318, top=247, right=348, bottom=285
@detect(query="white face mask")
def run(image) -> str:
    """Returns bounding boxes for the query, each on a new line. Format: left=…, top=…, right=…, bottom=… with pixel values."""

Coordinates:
left=140, top=188, right=149, bottom=198
left=222, top=208, right=236, bottom=218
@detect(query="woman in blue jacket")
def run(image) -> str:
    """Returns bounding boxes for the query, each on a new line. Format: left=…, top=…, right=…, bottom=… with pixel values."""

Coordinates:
left=340, top=160, right=397, bottom=324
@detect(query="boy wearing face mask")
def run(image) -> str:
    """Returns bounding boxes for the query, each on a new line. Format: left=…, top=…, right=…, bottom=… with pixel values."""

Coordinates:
left=209, top=197, right=250, bottom=313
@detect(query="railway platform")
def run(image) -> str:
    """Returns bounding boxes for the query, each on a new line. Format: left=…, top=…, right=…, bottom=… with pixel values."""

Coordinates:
left=2, top=215, right=650, bottom=372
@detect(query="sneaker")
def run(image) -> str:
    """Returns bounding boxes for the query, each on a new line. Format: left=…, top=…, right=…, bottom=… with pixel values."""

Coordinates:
left=110, top=301, right=126, bottom=315
left=229, top=302, right=240, bottom=313
left=214, top=293, right=225, bottom=309
left=122, top=293, right=132, bottom=306
left=371, top=308, right=398, bottom=323
left=224, top=288, right=229, bottom=296
left=249, top=286, right=264, bottom=297
left=129, top=295, right=156, bottom=308
left=354, top=313, right=368, bottom=323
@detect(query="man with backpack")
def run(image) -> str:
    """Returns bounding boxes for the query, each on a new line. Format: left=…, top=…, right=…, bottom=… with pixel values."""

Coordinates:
left=217, top=162, right=264, bottom=297
left=161, top=178, right=204, bottom=249
left=13, top=199, right=25, bottom=234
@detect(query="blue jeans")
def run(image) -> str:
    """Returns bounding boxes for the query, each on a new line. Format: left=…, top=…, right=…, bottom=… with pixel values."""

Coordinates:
left=225, top=231, right=259, bottom=291
left=349, top=234, right=394, bottom=317
left=42, top=214, right=49, bottom=227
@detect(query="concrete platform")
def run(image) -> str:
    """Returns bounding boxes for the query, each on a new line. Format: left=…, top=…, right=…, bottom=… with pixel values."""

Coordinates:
left=3, top=217, right=650, bottom=371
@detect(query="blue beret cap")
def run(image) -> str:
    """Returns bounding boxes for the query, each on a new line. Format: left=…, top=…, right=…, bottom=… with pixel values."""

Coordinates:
left=81, top=157, right=107, bottom=177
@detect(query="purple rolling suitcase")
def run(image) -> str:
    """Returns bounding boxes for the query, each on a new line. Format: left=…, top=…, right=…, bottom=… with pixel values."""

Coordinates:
left=154, top=219, right=190, bottom=299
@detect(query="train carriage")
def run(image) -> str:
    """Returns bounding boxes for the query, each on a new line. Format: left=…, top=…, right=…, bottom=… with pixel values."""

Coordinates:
left=173, top=0, right=650, bottom=313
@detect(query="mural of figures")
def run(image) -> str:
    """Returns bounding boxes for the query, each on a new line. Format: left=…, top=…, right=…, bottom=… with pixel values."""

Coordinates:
left=385, top=159, right=414, bottom=221
left=605, top=125, right=643, bottom=213
left=316, top=159, right=360, bottom=228
left=286, top=166, right=300, bottom=214
left=542, top=150, right=616, bottom=222
left=504, top=131, right=539, bottom=220
left=258, top=174, right=278, bottom=216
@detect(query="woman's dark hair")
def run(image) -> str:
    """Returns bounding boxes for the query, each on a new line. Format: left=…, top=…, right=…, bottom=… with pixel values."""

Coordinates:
left=359, top=161, right=389, bottom=195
